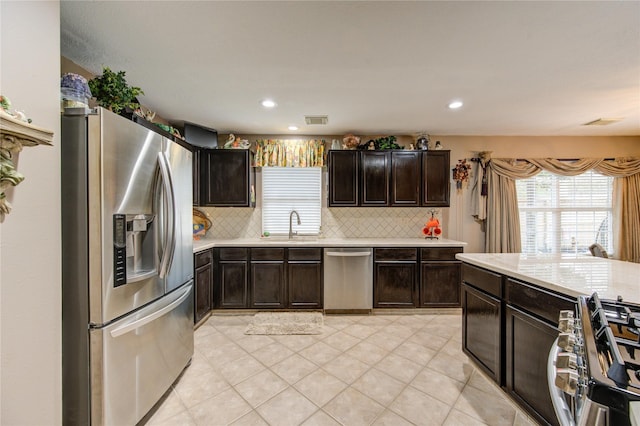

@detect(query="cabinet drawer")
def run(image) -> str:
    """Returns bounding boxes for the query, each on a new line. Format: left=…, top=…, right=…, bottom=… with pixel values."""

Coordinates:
left=462, top=263, right=502, bottom=298
left=218, top=247, right=248, bottom=261
left=374, top=248, right=417, bottom=261
left=251, top=248, right=285, bottom=261
left=420, top=247, right=463, bottom=261
left=288, top=248, right=322, bottom=261
left=505, top=278, right=575, bottom=325
left=194, top=249, right=212, bottom=268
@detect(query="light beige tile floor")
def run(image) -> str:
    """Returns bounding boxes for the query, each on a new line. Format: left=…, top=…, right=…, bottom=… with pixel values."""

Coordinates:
left=144, top=313, right=540, bottom=426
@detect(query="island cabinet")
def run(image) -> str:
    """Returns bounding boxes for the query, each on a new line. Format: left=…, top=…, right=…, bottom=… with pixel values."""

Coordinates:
left=461, top=263, right=504, bottom=384
left=194, top=249, right=214, bottom=324
left=198, top=149, right=255, bottom=207
left=504, top=278, right=574, bottom=426
left=328, top=150, right=450, bottom=207
left=460, top=261, right=577, bottom=426
left=422, top=151, right=450, bottom=207
left=327, top=150, right=359, bottom=206
left=214, top=247, right=323, bottom=309
left=419, top=247, right=462, bottom=307
left=374, top=248, right=418, bottom=307
left=216, top=248, right=249, bottom=308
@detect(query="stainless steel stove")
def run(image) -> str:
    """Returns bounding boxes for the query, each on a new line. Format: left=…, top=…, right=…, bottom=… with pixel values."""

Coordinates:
left=548, top=293, right=640, bottom=426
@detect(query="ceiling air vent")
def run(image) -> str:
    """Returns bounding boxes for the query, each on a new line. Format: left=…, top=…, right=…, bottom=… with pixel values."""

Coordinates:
left=583, top=118, right=622, bottom=126
left=305, top=115, right=328, bottom=125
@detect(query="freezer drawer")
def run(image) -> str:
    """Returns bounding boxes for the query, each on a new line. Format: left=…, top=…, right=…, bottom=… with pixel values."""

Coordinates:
left=324, top=248, right=373, bottom=311
left=89, top=282, right=194, bottom=426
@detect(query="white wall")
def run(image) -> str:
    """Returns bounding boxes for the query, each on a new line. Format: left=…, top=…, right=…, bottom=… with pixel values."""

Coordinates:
left=0, top=1, right=62, bottom=424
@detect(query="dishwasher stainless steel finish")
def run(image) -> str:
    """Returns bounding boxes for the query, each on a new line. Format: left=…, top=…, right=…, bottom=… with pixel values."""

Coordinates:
left=323, top=248, right=373, bottom=313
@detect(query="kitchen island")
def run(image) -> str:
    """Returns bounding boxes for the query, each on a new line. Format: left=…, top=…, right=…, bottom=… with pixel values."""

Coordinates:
left=456, top=252, right=640, bottom=302
left=456, top=253, right=640, bottom=426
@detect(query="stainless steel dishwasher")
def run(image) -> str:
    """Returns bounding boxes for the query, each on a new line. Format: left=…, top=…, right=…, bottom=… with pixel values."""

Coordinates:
left=323, top=247, right=373, bottom=314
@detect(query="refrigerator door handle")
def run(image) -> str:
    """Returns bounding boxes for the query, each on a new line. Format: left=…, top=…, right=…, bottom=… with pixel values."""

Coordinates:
left=157, top=151, right=176, bottom=279
left=109, top=284, right=192, bottom=338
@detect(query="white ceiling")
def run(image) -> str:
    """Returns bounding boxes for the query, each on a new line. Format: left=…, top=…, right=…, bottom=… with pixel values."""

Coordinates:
left=60, top=1, right=640, bottom=136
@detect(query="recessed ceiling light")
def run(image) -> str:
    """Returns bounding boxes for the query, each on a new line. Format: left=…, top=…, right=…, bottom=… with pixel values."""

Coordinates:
left=288, top=125, right=298, bottom=131
left=261, top=99, right=277, bottom=108
left=448, top=100, right=463, bottom=109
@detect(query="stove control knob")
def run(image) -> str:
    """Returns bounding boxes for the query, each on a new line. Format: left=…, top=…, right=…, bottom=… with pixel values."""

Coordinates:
left=558, top=318, right=575, bottom=333
left=558, top=332, right=577, bottom=352
left=555, top=368, right=579, bottom=395
left=556, top=352, right=578, bottom=370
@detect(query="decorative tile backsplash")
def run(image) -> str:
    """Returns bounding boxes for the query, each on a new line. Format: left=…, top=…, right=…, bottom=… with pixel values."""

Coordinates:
left=198, top=206, right=443, bottom=239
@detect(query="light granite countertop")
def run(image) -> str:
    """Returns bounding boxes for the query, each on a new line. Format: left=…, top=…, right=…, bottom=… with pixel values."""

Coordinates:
left=456, top=253, right=640, bottom=303
left=193, top=237, right=467, bottom=253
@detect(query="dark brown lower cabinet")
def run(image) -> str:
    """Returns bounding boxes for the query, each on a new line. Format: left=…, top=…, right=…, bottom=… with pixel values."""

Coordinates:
left=288, top=262, right=322, bottom=309
left=250, top=262, right=285, bottom=308
left=374, top=248, right=417, bottom=307
left=194, top=249, right=213, bottom=324
left=462, top=283, right=502, bottom=384
left=217, top=248, right=249, bottom=308
left=250, top=248, right=285, bottom=309
left=419, top=261, right=461, bottom=307
left=215, top=247, right=322, bottom=309
left=505, top=306, right=559, bottom=426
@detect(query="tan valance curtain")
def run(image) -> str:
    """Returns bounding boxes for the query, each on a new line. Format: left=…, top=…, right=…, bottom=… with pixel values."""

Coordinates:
left=253, top=139, right=325, bottom=167
left=477, top=157, right=640, bottom=262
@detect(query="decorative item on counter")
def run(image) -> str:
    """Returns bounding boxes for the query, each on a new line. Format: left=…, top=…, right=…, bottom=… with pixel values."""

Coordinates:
left=416, top=133, right=429, bottom=150
left=192, top=208, right=211, bottom=240
left=422, top=210, right=442, bottom=239
left=224, top=133, right=250, bottom=149
left=342, top=134, right=360, bottom=150
left=331, top=139, right=341, bottom=150
left=452, top=158, right=472, bottom=191
left=88, top=67, right=144, bottom=114
left=434, top=141, right=443, bottom=150
left=60, top=73, right=92, bottom=112
left=409, top=143, right=415, bottom=150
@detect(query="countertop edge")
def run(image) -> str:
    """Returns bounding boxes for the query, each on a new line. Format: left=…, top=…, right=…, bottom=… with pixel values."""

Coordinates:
left=194, top=238, right=467, bottom=253
left=456, top=253, right=640, bottom=303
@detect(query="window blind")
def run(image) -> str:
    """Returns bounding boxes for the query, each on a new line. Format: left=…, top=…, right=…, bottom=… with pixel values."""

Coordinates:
left=516, top=170, right=613, bottom=255
left=262, top=167, right=322, bottom=235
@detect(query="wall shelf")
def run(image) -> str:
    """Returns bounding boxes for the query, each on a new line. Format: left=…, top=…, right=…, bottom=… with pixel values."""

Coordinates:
left=0, top=110, right=54, bottom=214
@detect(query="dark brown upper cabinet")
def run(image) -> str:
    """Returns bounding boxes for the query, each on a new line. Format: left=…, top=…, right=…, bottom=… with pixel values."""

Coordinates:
left=328, top=150, right=450, bottom=208
left=198, top=149, right=255, bottom=207
left=391, top=151, right=421, bottom=207
left=360, top=151, right=390, bottom=206
left=327, top=150, right=359, bottom=206
left=422, top=151, right=450, bottom=207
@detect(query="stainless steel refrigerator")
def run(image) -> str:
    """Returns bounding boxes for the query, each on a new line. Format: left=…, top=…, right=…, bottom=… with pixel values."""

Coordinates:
left=61, top=108, right=194, bottom=425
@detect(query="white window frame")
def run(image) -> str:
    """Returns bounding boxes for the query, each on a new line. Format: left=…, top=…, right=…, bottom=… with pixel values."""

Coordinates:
left=261, top=167, right=322, bottom=236
left=516, top=170, right=614, bottom=255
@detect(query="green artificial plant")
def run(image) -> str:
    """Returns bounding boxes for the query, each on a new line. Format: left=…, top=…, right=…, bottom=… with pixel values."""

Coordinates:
left=88, top=67, right=144, bottom=114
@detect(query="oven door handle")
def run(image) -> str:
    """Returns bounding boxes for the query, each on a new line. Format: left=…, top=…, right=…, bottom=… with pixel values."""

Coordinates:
left=547, top=337, right=577, bottom=426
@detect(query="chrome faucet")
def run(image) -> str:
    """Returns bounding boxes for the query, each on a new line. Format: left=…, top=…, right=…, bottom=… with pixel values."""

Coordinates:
left=289, top=210, right=301, bottom=239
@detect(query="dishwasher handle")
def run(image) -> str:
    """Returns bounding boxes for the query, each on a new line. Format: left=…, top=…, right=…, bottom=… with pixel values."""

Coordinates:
left=326, top=251, right=371, bottom=257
